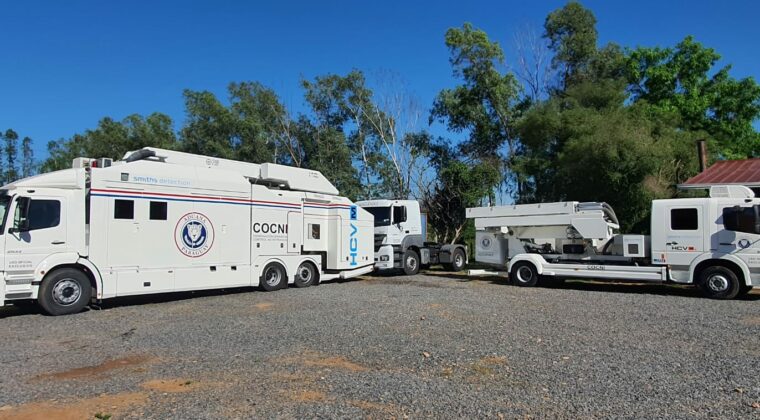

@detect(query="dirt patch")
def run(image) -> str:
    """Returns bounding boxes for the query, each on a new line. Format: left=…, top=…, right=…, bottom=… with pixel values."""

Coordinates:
left=0, top=392, right=147, bottom=420
left=141, top=379, right=199, bottom=393
left=253, top=302, right=274, bottom=311
left=284, top=389, right=328, bottom=403
left=302, top=355, right=368, bottom=372
left=34, top=355, right=155, bottom=381
left=470, top=356, right=509, bottom=377
left=741, top=316, right=760, bottom=326
left=479, top=356, right=508, bottom=365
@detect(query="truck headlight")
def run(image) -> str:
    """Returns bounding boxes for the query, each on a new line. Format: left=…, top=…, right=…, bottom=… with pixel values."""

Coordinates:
left=380, top=255, right=390, bottom=261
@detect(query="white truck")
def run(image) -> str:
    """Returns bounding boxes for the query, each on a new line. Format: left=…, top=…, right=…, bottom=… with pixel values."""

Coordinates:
left=356, top=199, right=467, bottom=275
left=1, top=148, right=374, bottom=315
left=467, top=185, right=759, bottom=299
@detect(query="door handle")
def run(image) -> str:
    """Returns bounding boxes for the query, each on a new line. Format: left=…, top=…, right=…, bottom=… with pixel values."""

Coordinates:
left=666, top=241, right=679, bottom=246
left=51, top=240, right=66, bottom=245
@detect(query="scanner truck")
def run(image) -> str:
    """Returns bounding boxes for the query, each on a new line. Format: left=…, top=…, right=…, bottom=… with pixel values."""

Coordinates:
left=357, top=199, right=467, bottom=275
left=1, top=148, right=373, bottom=315
left=467, top=185, right=759, bottom=299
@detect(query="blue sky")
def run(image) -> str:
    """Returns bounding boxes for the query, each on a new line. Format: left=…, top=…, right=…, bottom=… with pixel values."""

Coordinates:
left=2, top=0, right=759, bottom=160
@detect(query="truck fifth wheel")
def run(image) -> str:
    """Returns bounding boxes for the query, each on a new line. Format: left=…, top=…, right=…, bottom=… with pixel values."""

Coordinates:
left=0, top=148, right=374, bottom=315
left=466, top=185, right=759, bottom=299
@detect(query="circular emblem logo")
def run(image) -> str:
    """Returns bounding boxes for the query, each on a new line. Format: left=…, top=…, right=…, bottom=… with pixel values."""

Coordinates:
left=481, top=237, right=492, bottom=249
left=175, top=212, right=215, bottom=257
left=738, top=238, right=751, bottom=249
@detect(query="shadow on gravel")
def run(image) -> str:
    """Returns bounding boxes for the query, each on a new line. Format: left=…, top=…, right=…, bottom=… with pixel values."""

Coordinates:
left=424, top=271, right=760, bottom=301
left=0, top=277, right=370, bottom=318
left=0, top=287, right=258, bottom=318
left=1, top=286, right=281, bottom=318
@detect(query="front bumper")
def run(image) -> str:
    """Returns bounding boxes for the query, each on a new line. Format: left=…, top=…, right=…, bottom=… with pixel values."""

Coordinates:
left=374, top=244, right=395, bottom=270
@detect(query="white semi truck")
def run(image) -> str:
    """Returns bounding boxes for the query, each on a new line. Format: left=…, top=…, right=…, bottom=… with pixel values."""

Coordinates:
left=0, top=148, right=374, bottom=315
left=467, top=185, right=759, bottom=299
left=356, top=199, right=467, bottom=275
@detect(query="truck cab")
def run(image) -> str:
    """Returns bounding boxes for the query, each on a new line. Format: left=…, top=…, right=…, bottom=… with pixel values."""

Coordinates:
left=357, top=199, right=466, bottom=274
left=0, top=169, right=93, bottom=311
left=651, top=185, right=760, bottom=297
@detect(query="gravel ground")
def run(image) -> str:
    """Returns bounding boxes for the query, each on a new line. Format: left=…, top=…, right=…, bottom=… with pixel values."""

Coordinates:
left=0, top=272, right=759, bottom=419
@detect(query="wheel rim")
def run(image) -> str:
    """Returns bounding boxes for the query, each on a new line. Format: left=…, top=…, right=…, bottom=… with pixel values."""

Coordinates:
left=265, top=267, right=282, bottom=287
left=298, top=264, right=313, bottom=283
left=517, top=266, right=533, bottom=283
left=406, top=255, right=417, bottom=271
left=454, top=253, right=464, bottom=267
left=707, top=274, right=729, bottom=292
left=52, top=279, right=81, bottom=306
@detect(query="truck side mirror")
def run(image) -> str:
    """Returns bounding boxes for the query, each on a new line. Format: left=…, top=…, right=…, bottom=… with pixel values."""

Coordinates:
left=10, top=197, right=31, bottom=233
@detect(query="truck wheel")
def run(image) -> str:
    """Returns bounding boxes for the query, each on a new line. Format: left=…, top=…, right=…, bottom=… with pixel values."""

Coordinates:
left=402, top=249, right=420, bottom=276
left=38, top=268, right=92, bottom=316
left=698, top=266, right=740, bottom=299
left=444, top=248, right=466, bottom=272
left=260, top=263, right=287, bottom=291
left=511, top=262, right=539, bottom=287
left=294, top=261, right=318, bottom=288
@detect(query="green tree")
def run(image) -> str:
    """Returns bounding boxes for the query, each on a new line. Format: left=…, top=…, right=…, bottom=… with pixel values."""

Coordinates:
left=21, top=136, right=34, bottom=178
left=626, top=36, right=760, bottom=158
left=544, top=1, right=598, bottom=86
left=420, top=138, right=500, bottom=243
left=301, top=71, right=388, bottom=199
left=42, top=113, right=178, bottom=172
left=4, top=129, right=18, bottom=183
left=180, top=90, right=239, bottom=159
left=431, top=23, right=522, bottom=197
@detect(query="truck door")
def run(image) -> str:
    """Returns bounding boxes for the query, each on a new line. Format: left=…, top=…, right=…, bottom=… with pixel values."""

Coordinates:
left=390, top=205, right=407, bottom=244
left=4, top=196, right=68, bottom=281
left=663, top=205, right=704, bottom=268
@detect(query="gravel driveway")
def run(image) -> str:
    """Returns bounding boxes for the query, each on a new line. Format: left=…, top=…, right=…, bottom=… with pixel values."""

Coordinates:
left=0, top=273, right=758, bottom=419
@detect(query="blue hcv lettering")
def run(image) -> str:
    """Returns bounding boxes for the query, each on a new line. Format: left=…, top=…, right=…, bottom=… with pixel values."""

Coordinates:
left=349, top=223, right=358, bottom=266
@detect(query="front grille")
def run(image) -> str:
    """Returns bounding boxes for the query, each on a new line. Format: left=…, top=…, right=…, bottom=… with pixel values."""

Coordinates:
left=374, top=234, right=386, bottom=252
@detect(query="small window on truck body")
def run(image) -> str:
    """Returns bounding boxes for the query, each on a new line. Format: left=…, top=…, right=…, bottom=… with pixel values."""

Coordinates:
left=671, top=208, right=698, bottom=230
left=114, top=199, right=134, bottom=220
left=149, top=201, right=167, bottom=220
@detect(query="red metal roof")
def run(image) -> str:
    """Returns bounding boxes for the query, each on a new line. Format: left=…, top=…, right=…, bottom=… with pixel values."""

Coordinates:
left=680, top=158, right=760, bottom=188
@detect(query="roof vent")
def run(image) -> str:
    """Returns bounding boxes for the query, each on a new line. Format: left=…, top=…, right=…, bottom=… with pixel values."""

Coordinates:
left=709, top=185, right=755, bottom=199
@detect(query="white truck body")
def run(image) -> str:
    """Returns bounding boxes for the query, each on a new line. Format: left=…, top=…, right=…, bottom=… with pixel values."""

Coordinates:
left=467, top=186, right=759, bottom=298
left=1, top=148, right=374, bottom=312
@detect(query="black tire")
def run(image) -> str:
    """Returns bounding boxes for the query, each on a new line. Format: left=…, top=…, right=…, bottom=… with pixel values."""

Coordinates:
left=511, top=262, right=539, bottom=287
left=294, top=261, right=318, bottom=288
left=260, top=263, right=287, bottom=291
left=38, top=268, right=92, bottom=316
left=738, top=284, right=754, bottom=297
left=445, top=248, right=466, bottom=272
left=402, top=249, right=420, bottom=276
left=698, top=266, right=741, bottom=299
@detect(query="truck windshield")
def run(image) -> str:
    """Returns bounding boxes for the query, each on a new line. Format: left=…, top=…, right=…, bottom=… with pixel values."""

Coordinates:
left=0, top=194, right=9, bottom=234
left=364, top=206, right=391, bottom=226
